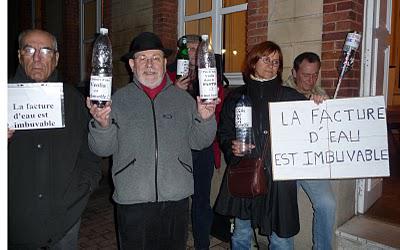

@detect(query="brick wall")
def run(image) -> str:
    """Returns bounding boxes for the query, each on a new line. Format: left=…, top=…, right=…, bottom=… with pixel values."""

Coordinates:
left=246, top=0, right=268, bottom=52
left=18, top=0, right=32, bottom=31
left=152, top=0, right=178, bottom=63
left=62, top=0, right=80, bottom=86
left=111, top=0, right=153, bottom=88
left=322, top=0, right=364, bottom=97
left=103, top=0, right=112, bottom=29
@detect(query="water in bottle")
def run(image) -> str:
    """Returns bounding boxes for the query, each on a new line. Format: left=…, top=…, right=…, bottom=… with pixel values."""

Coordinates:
left=197, top=34, right=218, bottom=103
left=90, top=27, right=113, bottom=108
left=235, top=95, right=253, bottom=155
left=176, top=37, right=189, bottom=79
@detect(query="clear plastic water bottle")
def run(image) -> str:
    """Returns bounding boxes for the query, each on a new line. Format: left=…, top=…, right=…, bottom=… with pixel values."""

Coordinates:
left=90, top=27, right=112, bottom=108
left=176, top=37, right=189, bottom=79
left=338, top=31, right=361, bottom=75
left=235, top=95, right=253, bottom=155
left=197, top=34, right=218, bottom=103
left=334, top=31, right=361, bottom=98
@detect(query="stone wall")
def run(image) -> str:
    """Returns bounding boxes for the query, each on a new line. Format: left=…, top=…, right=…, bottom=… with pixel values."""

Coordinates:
left=267, top=0, right=323, bottom=84
left=111, top=0, right=154, bottom=88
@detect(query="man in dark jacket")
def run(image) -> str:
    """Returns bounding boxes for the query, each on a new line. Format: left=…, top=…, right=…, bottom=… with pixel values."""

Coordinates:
left=8, top=29, right=101, bottom=249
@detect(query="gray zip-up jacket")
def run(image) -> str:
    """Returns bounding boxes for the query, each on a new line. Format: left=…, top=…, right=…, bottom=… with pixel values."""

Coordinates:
left=88, top=77, right=216, bottom=204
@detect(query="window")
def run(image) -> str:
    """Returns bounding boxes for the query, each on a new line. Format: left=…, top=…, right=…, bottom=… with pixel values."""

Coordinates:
left=80, top=0, right=101, bottom=83
left=178, top=0, right=247, bottom=85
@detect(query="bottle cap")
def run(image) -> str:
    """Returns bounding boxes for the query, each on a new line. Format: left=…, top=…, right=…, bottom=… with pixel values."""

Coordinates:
left=100, top=28, right=108, bottom=35
left=201, top=34, right=208, bottom=41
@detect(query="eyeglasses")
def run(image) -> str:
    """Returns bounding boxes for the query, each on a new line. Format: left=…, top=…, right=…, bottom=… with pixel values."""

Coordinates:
left=134, top=54, right=163, bottom=65
left=260, top=57, right=280, bottom=67
left=20, top=45, right=56, bottom=58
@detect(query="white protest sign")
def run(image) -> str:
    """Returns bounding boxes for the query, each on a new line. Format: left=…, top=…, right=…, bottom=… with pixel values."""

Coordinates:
left=269, top=96, right=389, bottom=180
left=8, top=82, right=65, bottom=130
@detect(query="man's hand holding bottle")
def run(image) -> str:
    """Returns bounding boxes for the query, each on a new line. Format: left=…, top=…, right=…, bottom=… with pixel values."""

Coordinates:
left=86, top=97, right=112, bottom=128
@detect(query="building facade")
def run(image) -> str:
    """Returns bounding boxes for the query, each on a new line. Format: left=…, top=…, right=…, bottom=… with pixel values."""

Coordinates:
left=9, top=0, right=399, bottom=248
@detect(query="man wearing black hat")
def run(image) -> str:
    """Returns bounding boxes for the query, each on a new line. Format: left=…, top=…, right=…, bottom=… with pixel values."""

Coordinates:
left=86, top=32, right=218, bottom=249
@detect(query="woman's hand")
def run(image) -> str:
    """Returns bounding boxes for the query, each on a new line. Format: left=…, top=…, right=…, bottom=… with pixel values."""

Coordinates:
left=231, top=139, right=255, bottom=157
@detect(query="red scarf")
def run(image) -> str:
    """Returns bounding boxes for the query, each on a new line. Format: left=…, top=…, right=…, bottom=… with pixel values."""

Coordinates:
left=140, top=75, right=167, bottom=100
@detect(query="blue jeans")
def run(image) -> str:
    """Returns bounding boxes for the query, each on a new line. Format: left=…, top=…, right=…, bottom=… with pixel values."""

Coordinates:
left=231, top=218, right=294, bottom=250
left=191, top=146, right=214, bottom=250
left=298, top=180, right=336, bottom=250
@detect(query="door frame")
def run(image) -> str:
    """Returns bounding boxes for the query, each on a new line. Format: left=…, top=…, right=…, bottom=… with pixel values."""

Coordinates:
left=356, top=0, right=392, bottom=214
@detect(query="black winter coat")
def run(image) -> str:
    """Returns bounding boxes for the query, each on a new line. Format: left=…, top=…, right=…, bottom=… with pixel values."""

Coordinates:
left=214, top=76, right=306, bottom=238
left=8, top=66, right=102, bottom=249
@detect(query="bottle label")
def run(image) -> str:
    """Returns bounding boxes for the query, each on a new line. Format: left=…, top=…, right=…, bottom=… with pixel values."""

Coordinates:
left=235, top=107, right=252, bottom=128
left=177, top=59, right=189, bottom=76
left=90, top=75, right=112, bottom=101
left=344, top=32, right=361, bottom=50
left=198, top=68, right=218, bottom=100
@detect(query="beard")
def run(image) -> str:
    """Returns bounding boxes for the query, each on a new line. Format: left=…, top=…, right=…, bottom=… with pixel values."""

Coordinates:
left=133, top=68, right=165, bottom=89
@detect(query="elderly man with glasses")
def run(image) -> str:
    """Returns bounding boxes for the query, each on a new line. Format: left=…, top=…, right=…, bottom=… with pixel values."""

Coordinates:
left=87, top=32, right=218, bottom=250
left=8, top=29, right=102, bottom=249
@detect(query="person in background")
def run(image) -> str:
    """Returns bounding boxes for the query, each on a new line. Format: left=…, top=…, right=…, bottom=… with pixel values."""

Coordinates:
left=8, top=29, right=102, bottom=249
left=87, top=32, right=218, bottom=250
left=215, top=41, right=325, bottom=250
left=168, top=34, right=224, bottom=250
left=283, top=52, right=336, bottom=250
left=284, top=52, right=329, bottom=99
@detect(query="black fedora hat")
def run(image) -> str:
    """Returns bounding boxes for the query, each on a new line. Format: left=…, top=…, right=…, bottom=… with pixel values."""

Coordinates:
left=121, top=32, right=173, bottom=61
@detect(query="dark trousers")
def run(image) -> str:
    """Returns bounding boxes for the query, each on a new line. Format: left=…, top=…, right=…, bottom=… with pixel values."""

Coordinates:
left=116, top=198, right=189, bottom=250
left=191, top=145, right=215, bottom=250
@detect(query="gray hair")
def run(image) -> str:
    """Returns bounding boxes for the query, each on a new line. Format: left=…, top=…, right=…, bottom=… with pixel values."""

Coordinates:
left=177, top=34, right=201, bottom=47
left=18, top=29, right=58, bottom=51
left=184, top=34, right=201, bottom=44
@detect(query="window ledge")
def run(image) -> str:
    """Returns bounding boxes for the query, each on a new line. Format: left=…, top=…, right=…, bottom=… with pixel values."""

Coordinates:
left=225, top=72, right=245, bottom=86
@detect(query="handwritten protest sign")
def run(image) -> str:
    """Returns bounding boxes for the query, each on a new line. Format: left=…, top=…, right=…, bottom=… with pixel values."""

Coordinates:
left=8, top=82, right=65, bottom=130
left=269, top=96, right=389, bottom=180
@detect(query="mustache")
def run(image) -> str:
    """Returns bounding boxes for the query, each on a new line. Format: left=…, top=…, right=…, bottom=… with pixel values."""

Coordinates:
left=143, top=69, right=157, bottom=75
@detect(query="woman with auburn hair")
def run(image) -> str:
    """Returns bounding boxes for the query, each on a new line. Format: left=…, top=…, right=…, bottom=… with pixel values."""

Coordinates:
left=215, top=41, right=306, bottom=249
